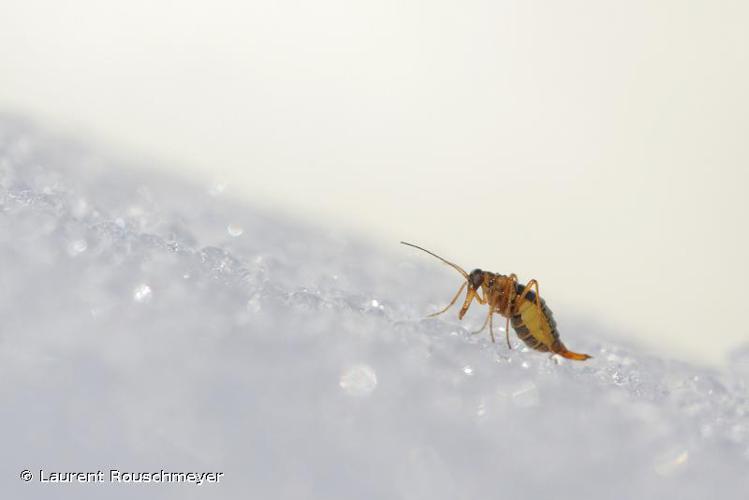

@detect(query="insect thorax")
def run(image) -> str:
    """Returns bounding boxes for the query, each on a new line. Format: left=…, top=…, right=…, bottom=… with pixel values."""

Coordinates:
left=483, top=273, right=516, bottom=315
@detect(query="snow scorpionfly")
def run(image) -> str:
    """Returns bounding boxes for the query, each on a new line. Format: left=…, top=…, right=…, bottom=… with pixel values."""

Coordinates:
left=402, top=242, right=591, bottom=361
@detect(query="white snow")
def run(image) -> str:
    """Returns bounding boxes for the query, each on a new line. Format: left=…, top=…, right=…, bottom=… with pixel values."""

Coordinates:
left=1, top=116, right=748, bottom=499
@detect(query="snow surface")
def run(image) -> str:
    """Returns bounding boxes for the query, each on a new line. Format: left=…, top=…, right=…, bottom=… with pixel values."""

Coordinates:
left=1, top=117, right=748, bottom=500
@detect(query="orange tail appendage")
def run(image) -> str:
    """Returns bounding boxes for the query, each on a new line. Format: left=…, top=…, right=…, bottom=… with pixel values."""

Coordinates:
left=557, top=349, right=592, bottom=361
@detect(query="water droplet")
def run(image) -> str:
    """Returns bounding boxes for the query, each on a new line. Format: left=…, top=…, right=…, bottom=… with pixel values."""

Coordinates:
left=67, top=239, right=87, bottom=256
left=653, top=449, right=689, bottom=476
left=227, top=224, right=243, bottom=237
left=521, top=361, right=530, bottom=369
left=463, top=365, right=474, bottom=375
left=339, top=364, right=378, bottom=396
left=133, top=284, right=153, bottom=303
left=368, top=298, right=385, bottom=311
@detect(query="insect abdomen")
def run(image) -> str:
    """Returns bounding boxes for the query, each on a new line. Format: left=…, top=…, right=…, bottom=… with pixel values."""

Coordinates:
left=510, top=292, right=558, bottom=352
left=510, top=286, right=591, bottom=360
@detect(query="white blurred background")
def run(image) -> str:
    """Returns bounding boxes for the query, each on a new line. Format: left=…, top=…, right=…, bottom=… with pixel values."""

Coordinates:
left=1, top=0, right=748, bottom=366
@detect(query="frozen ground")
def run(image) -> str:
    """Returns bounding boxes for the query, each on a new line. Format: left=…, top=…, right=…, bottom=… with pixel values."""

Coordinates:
left=1, top=116, right=748, bottom=500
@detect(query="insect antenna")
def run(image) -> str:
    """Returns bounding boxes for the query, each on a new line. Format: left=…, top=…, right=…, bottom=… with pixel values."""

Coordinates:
left=400, top=241, right=468, bottom=279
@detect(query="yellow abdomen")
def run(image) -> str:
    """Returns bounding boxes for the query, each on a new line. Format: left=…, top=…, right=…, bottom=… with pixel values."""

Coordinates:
left=511, top=295, right=557, bottom=352
left=509, top=288, right=591, bottom=360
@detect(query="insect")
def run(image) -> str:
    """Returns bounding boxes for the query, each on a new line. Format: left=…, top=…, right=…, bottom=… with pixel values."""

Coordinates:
left=401, top=241, right=591, bottom=361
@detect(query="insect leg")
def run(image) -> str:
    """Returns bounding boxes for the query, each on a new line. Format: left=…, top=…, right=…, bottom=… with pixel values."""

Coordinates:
left=505, top=315, right=511, bottom=349
left=471, top=307, right=492, bottom=335
left=458, top=288, right=480, bottom=319
left=503, top=275, right=518, bottom=349
left=473, top=309, right=497, bottom=343
left=428, top=282, right=467, bottom=317
left=489, top=311, right=496, bottom=343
